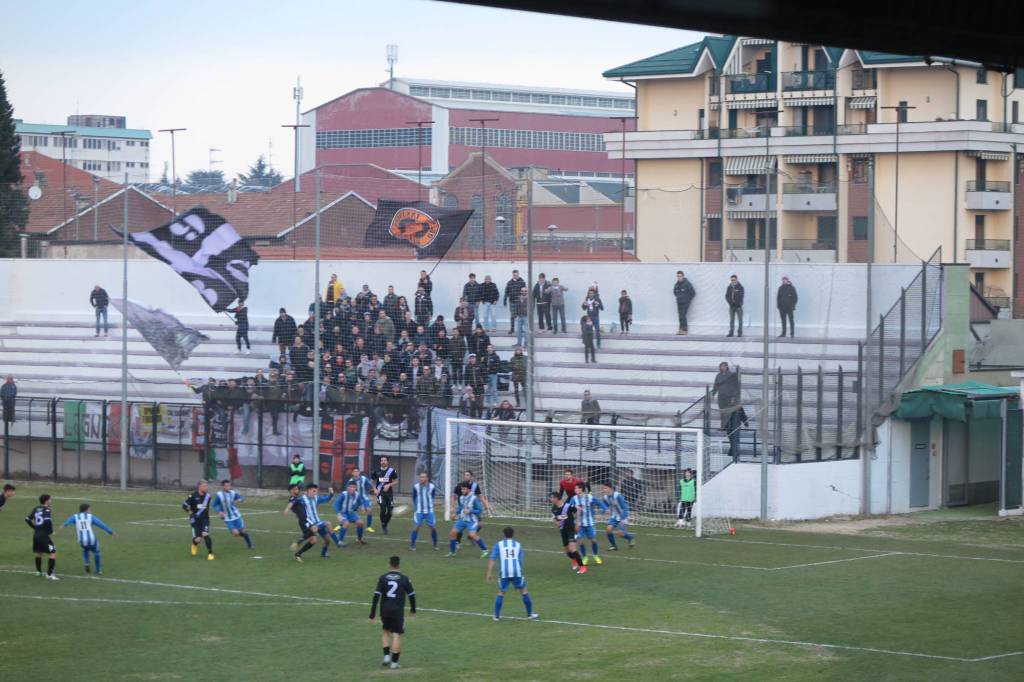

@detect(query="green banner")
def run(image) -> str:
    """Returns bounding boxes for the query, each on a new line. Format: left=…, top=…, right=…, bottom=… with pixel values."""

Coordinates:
left=63, top=400, right=86, bottom=450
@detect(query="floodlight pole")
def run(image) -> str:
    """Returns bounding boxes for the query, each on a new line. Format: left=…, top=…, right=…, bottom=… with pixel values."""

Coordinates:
left=120, top=172, right=129, bottom=490
left=312, top=168, right=323, bottom=485
left=760, top=111, right=782, bottom=522
left=470, top=117, right=499, bottom=259
left=48, top=130, right=75, bottom=231
left=525, top=167, right=536, bottom=510
left=406, top=120, right=434, bottom=202
left=158, top=128, right=186, bottom=216
left=282, top=123, right=310, bottom=237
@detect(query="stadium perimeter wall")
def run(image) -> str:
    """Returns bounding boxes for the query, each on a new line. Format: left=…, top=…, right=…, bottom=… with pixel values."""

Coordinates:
left=0, top=259, right=920, bottom=336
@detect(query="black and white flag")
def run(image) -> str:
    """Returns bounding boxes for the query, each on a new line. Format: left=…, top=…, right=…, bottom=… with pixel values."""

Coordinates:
left=111, top=299, right=209, bottom=370
left=118, top=207, right=259, bottom=312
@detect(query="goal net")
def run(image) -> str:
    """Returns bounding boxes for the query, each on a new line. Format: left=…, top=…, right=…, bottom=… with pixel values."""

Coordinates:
left=443, top=417, right=734, bottom=537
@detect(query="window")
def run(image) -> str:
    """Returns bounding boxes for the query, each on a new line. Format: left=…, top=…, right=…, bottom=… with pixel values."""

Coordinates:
left=974, top=214, right=985, bottom=241
left=851, top=158, right=870, bottom=184
left=469, top=195, right=483, bottom=248
left=708, top=160, right=722, bottom=187
left=897, top=101, right=908, bottom=123
left=107, top=161, right=121, bottom=172
left=141, top=162, right=149, bottom=168
left=84, top=138, right=102, bottom=149
left=442, top=194, right=459, bottom=209
left=852, top=216, right=868, bottom=241
left=126, top=140, right=135, bottom=146
left=1014, top=101, right=1020, bottom=124
left=495, top=194, right=514, bottom=249
left=140, top=140, right=149, bottom=147
left=316, top=127, right=432, bottom=149
left=707, top=217, right=722, bottom=241
left=126, top=162, right=135, bottom=168
left=976, top=68, right=987, bottom=84
left=976, top=99, right=988, bottom=121
left=451, top=88, right=470, bottom=99
left=448, top=127, right=605, bottom=152
left=429, top=87, right=451, bottom=98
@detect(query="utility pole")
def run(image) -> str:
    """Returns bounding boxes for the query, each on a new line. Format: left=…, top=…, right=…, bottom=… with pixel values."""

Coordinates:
left=611, top=116, right=633, bottom=260
left=760, top=110, right=783, bottom=523
left=406, top=119, right=435, bottom=202
left=282, top=123, right=310, bottom=235
left=293, top=77, right=304, bottom=192
left=386, top=45, right=398, bottom=90
left=881, top=104, right=915, bottom=262
left=48, top=130, right=76, bottom=231
left=208, top=148, right=222, bottom=174
left=469, top=117, right=499, bottom=259
left=158, top=128, right=186, bottom=216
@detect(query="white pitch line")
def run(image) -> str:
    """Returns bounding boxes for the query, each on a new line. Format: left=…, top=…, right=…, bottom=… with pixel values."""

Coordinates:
left=0, top=593, right=334, bottom=607
left=53, top=496, right=178, bottom=508
left=128, top=510, right=280, bottom=524
left=708, top=537, right=1024, bottom=565
left=0, top=568, right=1010, bottom=663
left=770, top=553, right=899, bottom=570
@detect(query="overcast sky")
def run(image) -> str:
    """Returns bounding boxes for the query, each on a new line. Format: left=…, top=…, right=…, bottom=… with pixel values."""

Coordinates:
left=3, top=0, right=701, bottom=181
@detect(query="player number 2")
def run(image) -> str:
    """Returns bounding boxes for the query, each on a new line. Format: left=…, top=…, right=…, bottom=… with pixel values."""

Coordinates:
left=386, top=580, right=399, bottom=598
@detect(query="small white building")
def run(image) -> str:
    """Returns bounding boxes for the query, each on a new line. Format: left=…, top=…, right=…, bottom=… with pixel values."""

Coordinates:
left=15, top=116, right=152, bottom=184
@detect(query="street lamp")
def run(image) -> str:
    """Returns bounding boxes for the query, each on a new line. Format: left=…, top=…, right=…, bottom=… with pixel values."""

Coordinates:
left=495, top=215, right=507, bottom=250
left=547, top=224, right=558, bottom=251
left=880, top=104, right=916, bottom=262
left=469, top=117, right=499, bottom=259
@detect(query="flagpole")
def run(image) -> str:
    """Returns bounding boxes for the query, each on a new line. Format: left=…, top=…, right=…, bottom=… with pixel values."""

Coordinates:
left=312, top=168, right=322, bottom=486
left=120, top=172, right=129, bottom=490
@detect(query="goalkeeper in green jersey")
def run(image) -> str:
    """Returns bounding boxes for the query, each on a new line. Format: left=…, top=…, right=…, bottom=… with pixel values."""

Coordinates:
left=677, top=468, right=696, bottom=526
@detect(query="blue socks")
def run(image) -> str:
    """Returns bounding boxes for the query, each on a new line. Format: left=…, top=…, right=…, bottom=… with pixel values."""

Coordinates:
left=356, top=526, right=364, bottom=541
left=242, top=532, right=253, bottom=548
left=95, top=551, right=101, bottom=573
left=591, top=541, right=599, bottom=555
left=607, top=532, right=617, bottom=548
left=430, top=529, right=438, bottom=547
left=82, top=548, right=90, bottom=567
left=579, top=544, right=587, bottom=557
left=494, top=594, right=504, bottom=618
left=338, top=526, right=347, bottom=542
left=450, top=539, right=457, bottom=553
left=523, top=594, right=533, bottom=616
left=410, top=530, right=418, bottom=547
left=624, top=531, right=634, bottom=541
left=366, top=515, right=373, bottom=529
left=320, top=544, right=329, bottom=557
left=476, top=539, right=487, bottom=551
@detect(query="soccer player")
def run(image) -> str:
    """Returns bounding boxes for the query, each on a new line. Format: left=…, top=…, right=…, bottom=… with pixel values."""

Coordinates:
left=571, top=483, right=606, bottom=565
left=213, top=479, right=253, bottom=549
left=333, top=481, right=370, bottom=547
left=25, top=494, right=58, bottom=580
left=369, top=555, right=416, bottom=670
left=678, top=468, right=696, bottom=527
left=288, top=454, right=306, bottom=489
left=62, top=503, right=115, bottom=574
left=284, top=483, right=317, bottom=562
left=486, top=526, right=538, bottom=621
left=601, top=482, right=636, bottom=550
left=0, top=483, right=15, bottom=511
left=302, top=483, right=339, bottom=557
left=451, top=470, right=491, bottom=546
left=550, top=491, right=586, bottom=574
left=447, top=484, right=488, bottom=558
left=410, top=472, right=438, bottom=551
left=558, top=468, right=586, bottom=499
left=183, top=480, right=215, bottom=560
left=371, top=456, right=398, bottom=535
left=347, top=467, right=377, bottom=533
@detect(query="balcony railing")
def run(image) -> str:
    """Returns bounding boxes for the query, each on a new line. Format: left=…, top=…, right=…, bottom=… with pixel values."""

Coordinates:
left=782, top=70, right=836, bottom=91
left=727, top=239, right=770, bottom=250
left=726, top=72, right=773, bottom=94
left=986, top=296, right=1011, bottom=310
left=719, top=126, right=770, bottom=139
left=966, top=238, right=1011, bottom=250
left=966, top=180, right=1011, bottom=192
left=851, top=69, right=877, bottom=90
left=782, top=239, right=837, bottom=250
left=777, top=125, right=835, bottom=137
left=836, top=123, right=867, bottom=135
left=783, top=182, right=837, bottom=194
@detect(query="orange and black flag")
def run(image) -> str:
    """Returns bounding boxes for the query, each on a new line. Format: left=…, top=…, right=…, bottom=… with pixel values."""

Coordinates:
left=364, top=200, right=473, bottom=260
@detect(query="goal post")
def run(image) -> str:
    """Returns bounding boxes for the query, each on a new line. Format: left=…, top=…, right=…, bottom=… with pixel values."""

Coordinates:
left=442, top=417, right=734, bottom=537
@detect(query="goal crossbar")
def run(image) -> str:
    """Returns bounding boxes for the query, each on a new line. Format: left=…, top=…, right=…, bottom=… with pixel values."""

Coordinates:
left=443, top=416, right=707, bottom=537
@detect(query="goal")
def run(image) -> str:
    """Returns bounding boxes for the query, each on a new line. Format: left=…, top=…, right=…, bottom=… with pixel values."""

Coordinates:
left=442, top=417, right=734, bottom=537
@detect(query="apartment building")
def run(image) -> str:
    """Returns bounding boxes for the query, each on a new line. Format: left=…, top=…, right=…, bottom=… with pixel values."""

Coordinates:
left=15, top=115, right=152, bottom=184
left=604, top=36, right=1024, bottom=315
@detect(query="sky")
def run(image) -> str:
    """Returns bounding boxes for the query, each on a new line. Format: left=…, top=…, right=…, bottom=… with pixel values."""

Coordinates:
left=2, top=0, right=702, bottom=181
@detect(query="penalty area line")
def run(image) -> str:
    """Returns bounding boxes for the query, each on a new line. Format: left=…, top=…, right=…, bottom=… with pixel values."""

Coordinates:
left=0, top=568, right=1008, bottom=663
left=0, top=593, right=335, bottom=607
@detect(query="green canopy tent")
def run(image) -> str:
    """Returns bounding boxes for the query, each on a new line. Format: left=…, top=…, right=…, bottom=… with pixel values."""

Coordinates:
left=893, top=381, right=1022, bottom=514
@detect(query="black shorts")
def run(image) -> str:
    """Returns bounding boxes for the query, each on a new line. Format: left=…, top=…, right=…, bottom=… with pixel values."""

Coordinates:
left=191, top=519, right=210, bottom=538
left=33, top=534, right=55, bottom=554
left=381, top=612, right=405, bottom=634
left=299, top=525, right=316, bottom=541
left=559, top=527, right=575, bottom=547
left=378, top=493, right=394, bottom=508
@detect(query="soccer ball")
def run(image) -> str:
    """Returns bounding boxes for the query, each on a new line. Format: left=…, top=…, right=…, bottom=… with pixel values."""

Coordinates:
left=674, top=519, right=687, bottom=529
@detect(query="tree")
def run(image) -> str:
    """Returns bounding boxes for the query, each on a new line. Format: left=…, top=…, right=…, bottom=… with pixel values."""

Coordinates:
left=184, top=169, right=226, bottom=189
left=237, top=154, right=283, bottom=188
left=0, top=69, right=28, bottom=257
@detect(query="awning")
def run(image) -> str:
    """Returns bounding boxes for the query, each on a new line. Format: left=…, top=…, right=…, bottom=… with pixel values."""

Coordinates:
left=892, top=381, right=1018, bottom=422
left=784, top=154, right=838, bottom=164
left=848, top=96, right=876, bottom=109
left=784, top=97, right=833, bottom=107
left=726, top=99, right=778, bottom=110
left=729, top=210, right=777, bottom=219
left=709, top=102, right=720, bottom=111
left=724, top=155, right=777, bottom=175
left=967, top=150, right=1010, bottom=161
left=704, top=212, right=722, bottom=219
left=741, top=38, right=774, bottom=46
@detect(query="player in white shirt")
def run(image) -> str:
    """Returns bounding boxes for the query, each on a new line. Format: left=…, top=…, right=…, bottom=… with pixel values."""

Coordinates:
left=410, top=472, right=439, bottom=551
left=62, top=503, right=115, bottom=574
left=486, top=527, right=538, bottom=621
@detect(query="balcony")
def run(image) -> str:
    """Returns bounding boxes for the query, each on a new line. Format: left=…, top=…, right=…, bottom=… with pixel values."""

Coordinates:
left=782, top=182, right=837, bottom=211
left=836, top=123, right=868, bottom=135
left=782, top=239, right=837, bottom=262
left=727, top=187, right=776, bottom=213
left=719, top=126, right=770, bottom=139
left=777, top=125, right=836, bottom=137
left=851, top=69, right=877, bottom=90
left=726, top=239, right=774, bottom=262
left=965, top=239, right=1012, bottom=268
left=965, top=180, right=1012, bottom=210
left=782, top=70, right=835, bottom=91
left=726, top=73, right=773, bottom=94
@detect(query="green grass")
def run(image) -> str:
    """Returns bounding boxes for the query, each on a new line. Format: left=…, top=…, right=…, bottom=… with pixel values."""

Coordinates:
left=2, top=483, right=1023, bottom=681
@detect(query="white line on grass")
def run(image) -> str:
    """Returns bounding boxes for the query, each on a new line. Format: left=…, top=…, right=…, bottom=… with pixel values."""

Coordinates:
left=128, top=510, right=279, bottom=524
left=53, top=496, right=177, bottom=507
left=707, top=537, right=1024, bottom=564
left=771, top=553, right=899, bottom=570
left=1, top=568, right=1014, bottom=664
left=0, top=593, right=334, bottom=607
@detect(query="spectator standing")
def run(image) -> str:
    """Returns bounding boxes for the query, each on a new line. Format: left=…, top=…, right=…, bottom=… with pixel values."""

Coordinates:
left=1, top=374, right=16, bottom=425
left=414, top=288, right=433, bottom=328
left=511, top=287, right=528, bottom=348
left=480, top=275, right=499, bottom=331
left=483, top=343, right=501, bottom=407
left=617, top=290, right=633, bottom=335
left=326, top=274, right=345, bottom=305
left=711, top=362, right=743, bottom=460
left=464, top=355, right=487, bottom=416
left=549, top=277, right=568, bottom=334
left=454, top=298, right=475, bottom=338
left=503, top=269, right=526, bottom=333
left=532, top=274, right=552, bottom=331
left=417, top=270, right=433, bottom=298
left=272, top=308, right=297, bottom=347
left=725, top=275, right=745, bottom=338
left=463, top=273, right=483, bottom=317
left=580, top=315, right=597, bottom=364
left=448, top=329, right=467, bottom=385
left=776, top=276, right=798, bottom=338
left=227, top=300, right=251, bottom=354
left=581, top=390, right=601, bottom=450
left=377, top=310, right=396, bottom=342
left=469, top=325, right=491, bottom=360
left=383, top=285, right=400, bottom=321
left=89, top=284, right=110, bottom=337
left=673, top=271, right=696, bottom=336
left=510, top=346, right=527, bottom=407
left=581, top=288, right=604, bottom=348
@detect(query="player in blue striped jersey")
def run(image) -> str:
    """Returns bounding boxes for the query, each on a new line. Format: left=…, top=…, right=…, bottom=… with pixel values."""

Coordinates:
left=332, top=481, right=371, bottom=546
left=346, top=467, right=377, bottom=533
left=212, top=480, right=253, bottom=549
left=601, top=482, right=636, bottom=550
left=61, top=503, right=115, bottom=574
left=409, top=472, right=439, bottom=551
left=447, top=489, right=488, bottom=558
left=571, top=483, right=606, bottom=565
left=486, top=527, right=539, bottom=621
left=286, top=483, right=339, bottom=559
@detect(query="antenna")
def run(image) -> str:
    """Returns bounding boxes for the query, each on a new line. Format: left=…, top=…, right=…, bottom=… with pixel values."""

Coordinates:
left=209, top=147, right=222, bottom=173
left=386, top=44, right=399, bottom=89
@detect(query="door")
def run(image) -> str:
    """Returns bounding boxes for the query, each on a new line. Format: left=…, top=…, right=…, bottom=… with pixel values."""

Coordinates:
left=816, top=216, right=838, bottom=248
left=910, top=420, right=931, bottom=507
left=943, top=420, right=968, bottom=506
left=728, top=108, right=738, bottom=130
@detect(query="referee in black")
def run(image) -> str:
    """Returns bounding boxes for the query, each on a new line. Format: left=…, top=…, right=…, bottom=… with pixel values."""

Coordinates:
left=369, top=555, right=416, bottom=670
left=372, top=456, right=398, bottom=535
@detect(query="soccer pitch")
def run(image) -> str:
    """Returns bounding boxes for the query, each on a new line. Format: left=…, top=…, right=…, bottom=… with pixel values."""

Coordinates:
left=2, top=484, right=1022, bottom=681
